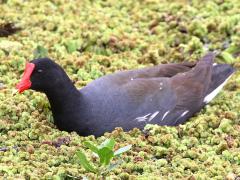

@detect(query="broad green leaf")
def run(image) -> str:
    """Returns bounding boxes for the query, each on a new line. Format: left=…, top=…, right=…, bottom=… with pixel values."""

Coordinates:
left=220, top=51, right=235, bottom=64
left=83, top=141, right=99, bottom=154
left=98, top=147, right=114, bottom=166
left=76, top=150, right=96, bottom=173
left=33, top=45, right=48, bottom=58
left=114, top=145, right=132, bottom=156
left=225, top=45, right=239, bottom=54
left=64, top=40, right=79, bottom=53
left=98, top=138, right=115, bottom=150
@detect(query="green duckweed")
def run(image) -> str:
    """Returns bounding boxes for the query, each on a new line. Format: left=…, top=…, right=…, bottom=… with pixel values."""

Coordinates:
left=0, top=0, right=240, bottom=179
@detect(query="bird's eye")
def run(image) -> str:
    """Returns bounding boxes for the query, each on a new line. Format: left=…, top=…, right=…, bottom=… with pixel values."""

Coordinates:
left=37, top=69, right=43, bottom=73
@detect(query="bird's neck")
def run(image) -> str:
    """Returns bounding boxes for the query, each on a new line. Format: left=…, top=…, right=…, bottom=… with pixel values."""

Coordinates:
left=45, top=79, right=82, bottom=114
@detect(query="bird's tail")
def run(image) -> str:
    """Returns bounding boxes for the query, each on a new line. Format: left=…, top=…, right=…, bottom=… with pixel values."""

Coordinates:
left=204, top=62, right=235, bottom=104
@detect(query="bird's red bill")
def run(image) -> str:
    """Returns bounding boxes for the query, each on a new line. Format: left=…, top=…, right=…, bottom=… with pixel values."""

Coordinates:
left=16, top=63, right=35, bottom=93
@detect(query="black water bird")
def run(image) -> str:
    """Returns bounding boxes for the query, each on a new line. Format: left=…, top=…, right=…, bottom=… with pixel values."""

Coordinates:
left=16, top=52, right=235, bottom=136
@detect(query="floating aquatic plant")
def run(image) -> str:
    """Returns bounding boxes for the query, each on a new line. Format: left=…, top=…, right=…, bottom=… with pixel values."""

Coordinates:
left=0, top=0, right=240, bottom=179
left=76, top=138, right=131, bottom=178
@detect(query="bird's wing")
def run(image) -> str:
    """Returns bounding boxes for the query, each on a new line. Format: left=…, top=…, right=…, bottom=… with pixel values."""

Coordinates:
left=104, top=61, right=196, bottom=87
left=159, top=53, right=215, bottom=126
left=132, top=61, right=196, bottom=79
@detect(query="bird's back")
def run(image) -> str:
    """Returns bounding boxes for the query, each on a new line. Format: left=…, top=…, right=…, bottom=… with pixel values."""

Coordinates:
left=78, top=53, right=234, bottom=136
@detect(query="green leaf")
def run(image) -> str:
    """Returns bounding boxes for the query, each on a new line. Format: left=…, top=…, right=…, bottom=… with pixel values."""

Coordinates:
left=98, top=147, right=114, bottom=166
left=33, top=45, right=48, bottom=58
left=98, top=138, right=115, bottom=150
left=225, top=45, right=240, bottom=54
left=114, top=145, right=132, bottom=156
left=76, top=150, right=96, bottom=173
left=83, top=141, right=99, bottom=154
left=64, top=40, right=79, bottom=53
left=220, top=51, right=235, bottom=64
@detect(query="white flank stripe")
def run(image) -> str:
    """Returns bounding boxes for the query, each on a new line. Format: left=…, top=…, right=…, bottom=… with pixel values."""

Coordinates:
left=137, top=118, right=148, bottom=122
left=148, top=111, right=159, bottom=122
left=135, top=113, right=151, bottom=122
left=174, top=110, right=189, bottom=123
left=204, top=74, right=233, bottom=103
left=180, top=110, right=189, bottom=117
left=161, top=111, right=170, bottom=121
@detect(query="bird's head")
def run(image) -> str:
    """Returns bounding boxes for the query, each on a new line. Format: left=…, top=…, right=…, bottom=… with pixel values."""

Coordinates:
left=16, top=58, right=65, bottom=93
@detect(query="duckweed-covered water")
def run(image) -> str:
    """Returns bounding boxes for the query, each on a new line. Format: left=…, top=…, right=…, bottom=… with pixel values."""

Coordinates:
left=0, top=0, right=240, bottom=179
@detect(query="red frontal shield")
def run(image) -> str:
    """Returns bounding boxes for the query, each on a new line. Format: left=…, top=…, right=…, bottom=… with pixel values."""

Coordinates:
left=16, top=63, right=35, bottom=93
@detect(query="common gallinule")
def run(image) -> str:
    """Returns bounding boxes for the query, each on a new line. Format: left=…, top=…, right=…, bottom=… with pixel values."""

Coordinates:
left=16, top=52, right=234, bottom=136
